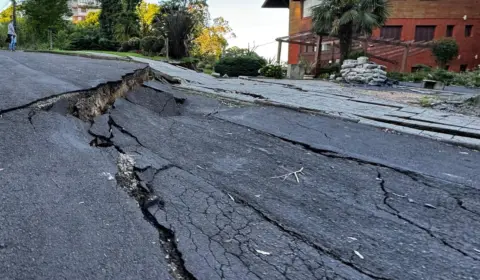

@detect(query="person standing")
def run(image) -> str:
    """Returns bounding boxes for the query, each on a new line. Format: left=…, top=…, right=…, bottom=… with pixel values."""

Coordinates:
left=7, top=16, right=16, bottom=51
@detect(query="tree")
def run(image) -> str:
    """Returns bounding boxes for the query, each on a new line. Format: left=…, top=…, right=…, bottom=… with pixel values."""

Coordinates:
left=0, top=6, right=14, bottom=23
left=23, top=0, right=71, bottom=36
left=193, top=17, right=235, bottom=59
left=137, top=1, right=160, bottom=37
left=77, top=11, right=100, bottom=28
left=432, top=38, right=459, bottom=69
left=154, top=0, right=208, bottom=58
left=100, top=0, right=123, bottom=39
left=137, top=1, right=160, bottom=36
left=312, top=0, right=390, bottom=63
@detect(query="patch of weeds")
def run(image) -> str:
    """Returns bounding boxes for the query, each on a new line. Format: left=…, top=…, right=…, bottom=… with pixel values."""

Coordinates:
left=419, top=96, right=434, bottom=107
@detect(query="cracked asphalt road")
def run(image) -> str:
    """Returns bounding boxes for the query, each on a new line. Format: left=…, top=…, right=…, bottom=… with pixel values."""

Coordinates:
left=1, top=52, right=479, bottom=279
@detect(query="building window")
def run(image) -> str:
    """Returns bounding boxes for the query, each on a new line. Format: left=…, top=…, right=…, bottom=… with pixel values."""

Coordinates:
left=465, top=25, right=473, bottom=37
left=446, top=25, right=454, bottom=37
left=81, top=8, right=87, bottom=12
left=302, top=0, right=323, bottom=18
left=460, top=64, right=468, bottom=72
left=380, top=26, right=402, bottom=40
left=415, top=26, right=436, bottom=41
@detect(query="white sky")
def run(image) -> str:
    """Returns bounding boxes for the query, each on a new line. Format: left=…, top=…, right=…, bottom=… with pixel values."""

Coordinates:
left=206, top=0, right=289, bottom=61
left=0, top=0, right=290, bottom=60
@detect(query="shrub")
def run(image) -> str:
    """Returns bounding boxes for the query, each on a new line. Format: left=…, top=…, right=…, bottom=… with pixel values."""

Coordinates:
left=259, top=64, right=284, bottom=79
left=428, top=68, right=455, bottom=85
left=317, top=63, right=341, bottom=75
left=419, top=96, right=434, bottom=107
left=197, top=61, right=206, bottom=69
left=318, top=73, right=330, bottom=80
left=67, top=27, right=118, bottom=51
left=432, top=38, right=459, bottom=68
left=452, top=70, right=480, bottom=87
left=98, top=38, right=119, bottom=51
left=141, top=36, right=164, bottom=55
left=412, top=64, right=432, bottom=72
left=152, top=38, right=164, bottom=53
left=406, top=71, right=429, bottom=82
left=180, top=57, right=200, bottom=70
left=347, top=50, right=366, bottom=60
left=128, top=37, right=141, bottom=50
left=54, top=30, right=71, bottom=50
left=215, top=55, right=267, bottom=77
left=387, top=71, right=406, bottom=81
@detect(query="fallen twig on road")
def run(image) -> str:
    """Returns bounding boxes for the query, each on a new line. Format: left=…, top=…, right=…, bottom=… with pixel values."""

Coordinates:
left=272, top=167, right=304, bottom=183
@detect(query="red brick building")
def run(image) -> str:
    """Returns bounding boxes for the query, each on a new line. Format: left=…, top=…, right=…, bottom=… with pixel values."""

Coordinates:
left=262, top=0, right=480, bottom=72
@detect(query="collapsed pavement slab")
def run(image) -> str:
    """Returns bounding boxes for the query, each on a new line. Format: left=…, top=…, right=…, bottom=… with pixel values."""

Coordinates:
left=132, top=57, right=480, bottom=149
left=104, top=97, right=480, bottom=280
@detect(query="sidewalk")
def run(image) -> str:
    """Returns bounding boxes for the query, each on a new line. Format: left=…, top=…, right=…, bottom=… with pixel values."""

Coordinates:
left=132, top=57, right=480, bottom=149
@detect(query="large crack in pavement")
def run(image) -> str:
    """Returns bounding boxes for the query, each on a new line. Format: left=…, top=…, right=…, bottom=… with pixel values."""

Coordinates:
left=4, top=59, right=480, bottom=279
left=77, top=83, right=480, bottom=279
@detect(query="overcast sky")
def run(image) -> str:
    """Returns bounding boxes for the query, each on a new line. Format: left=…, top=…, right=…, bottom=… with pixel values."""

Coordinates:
left=205, top=0, right=289, bottom=61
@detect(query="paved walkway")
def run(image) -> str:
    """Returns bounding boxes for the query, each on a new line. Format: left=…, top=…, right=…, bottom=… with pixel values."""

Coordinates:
left=132, top=57, right=480, bottom=149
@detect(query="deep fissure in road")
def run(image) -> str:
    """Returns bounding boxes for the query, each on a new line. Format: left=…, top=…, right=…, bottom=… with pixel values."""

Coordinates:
left=15, top=68, right=479, bottom=279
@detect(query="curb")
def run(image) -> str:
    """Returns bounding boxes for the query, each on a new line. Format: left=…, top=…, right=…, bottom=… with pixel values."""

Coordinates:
left=23, top=50, right=131, bottom=62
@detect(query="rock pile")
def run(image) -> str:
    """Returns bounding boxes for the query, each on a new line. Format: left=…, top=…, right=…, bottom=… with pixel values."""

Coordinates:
left=340, top=57, right=387, bottom=86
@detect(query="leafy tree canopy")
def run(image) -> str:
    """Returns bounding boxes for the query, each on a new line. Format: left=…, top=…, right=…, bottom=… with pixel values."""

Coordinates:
left=192, top=17, right=235, bottom=59
left=137, top=1, right=160, bottom=37
left=23, top=0, right=71, bottom=34
left=432, top=38, right=459, bottom=68
left=312, top=0, right=390, bottom=62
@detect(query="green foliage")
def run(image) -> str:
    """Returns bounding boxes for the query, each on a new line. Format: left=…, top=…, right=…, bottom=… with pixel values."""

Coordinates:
left=0, top=6, right=13, bottom=23
left=408, top=71, right=429, bottom=82
left=428, top=68, right=455, bottom=85
left=100, top=0, right=123, bottom=39
left=412, top=64, right=432, bottom=72
left=419, top=96, right=434, bottom=107
left=260, top=64, right=284, bottom=79
left=54, top=29, right=71, bottom=49
left=192, top=17, right=235, bottom=59
left=299, top=56, right=315, bottom=75
left=140, top=36, right=164, bottom=55
left=451, top=70, right=480, bottom=87
left=155, top=0, right=208, bottom=58
left=77, top=11, right=100, bottom=28
left=318, top=73, right=331, bottom=80
left=23, top=0, right=71, bottom=39
left=346, top=50, right=366, bottom=60
left=120, top=37, right=141, bottom=51
left=312, top=0, right=390, bottom=62
left=432, top=38, right=459, bottom=68
left=317, top=63, right=341, bottom=75
left=386, top=71, right=405, bottom=81
left=215, top=55, right=267, bottom=77
left=114, top=11, right=140, bottom=42
left=137, top=1, right=160, bottom=37
left=66, top=25, right=119, bottom=51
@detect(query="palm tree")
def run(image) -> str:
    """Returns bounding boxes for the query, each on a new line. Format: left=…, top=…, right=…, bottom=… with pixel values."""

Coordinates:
left=311, top=0, right=390, bottom=63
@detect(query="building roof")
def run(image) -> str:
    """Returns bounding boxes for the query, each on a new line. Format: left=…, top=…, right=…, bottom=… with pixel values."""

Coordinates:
left=261, top=0, right=289, bottom=8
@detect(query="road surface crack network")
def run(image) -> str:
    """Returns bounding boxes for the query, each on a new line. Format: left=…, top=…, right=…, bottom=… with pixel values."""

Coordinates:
left=376, top=170, right=479, bottom=261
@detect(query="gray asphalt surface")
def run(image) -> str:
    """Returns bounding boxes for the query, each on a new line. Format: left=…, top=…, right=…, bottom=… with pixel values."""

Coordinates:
left=0, top=52, right=145, bottom=111
left=1, top=52, right=479, bottom=279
